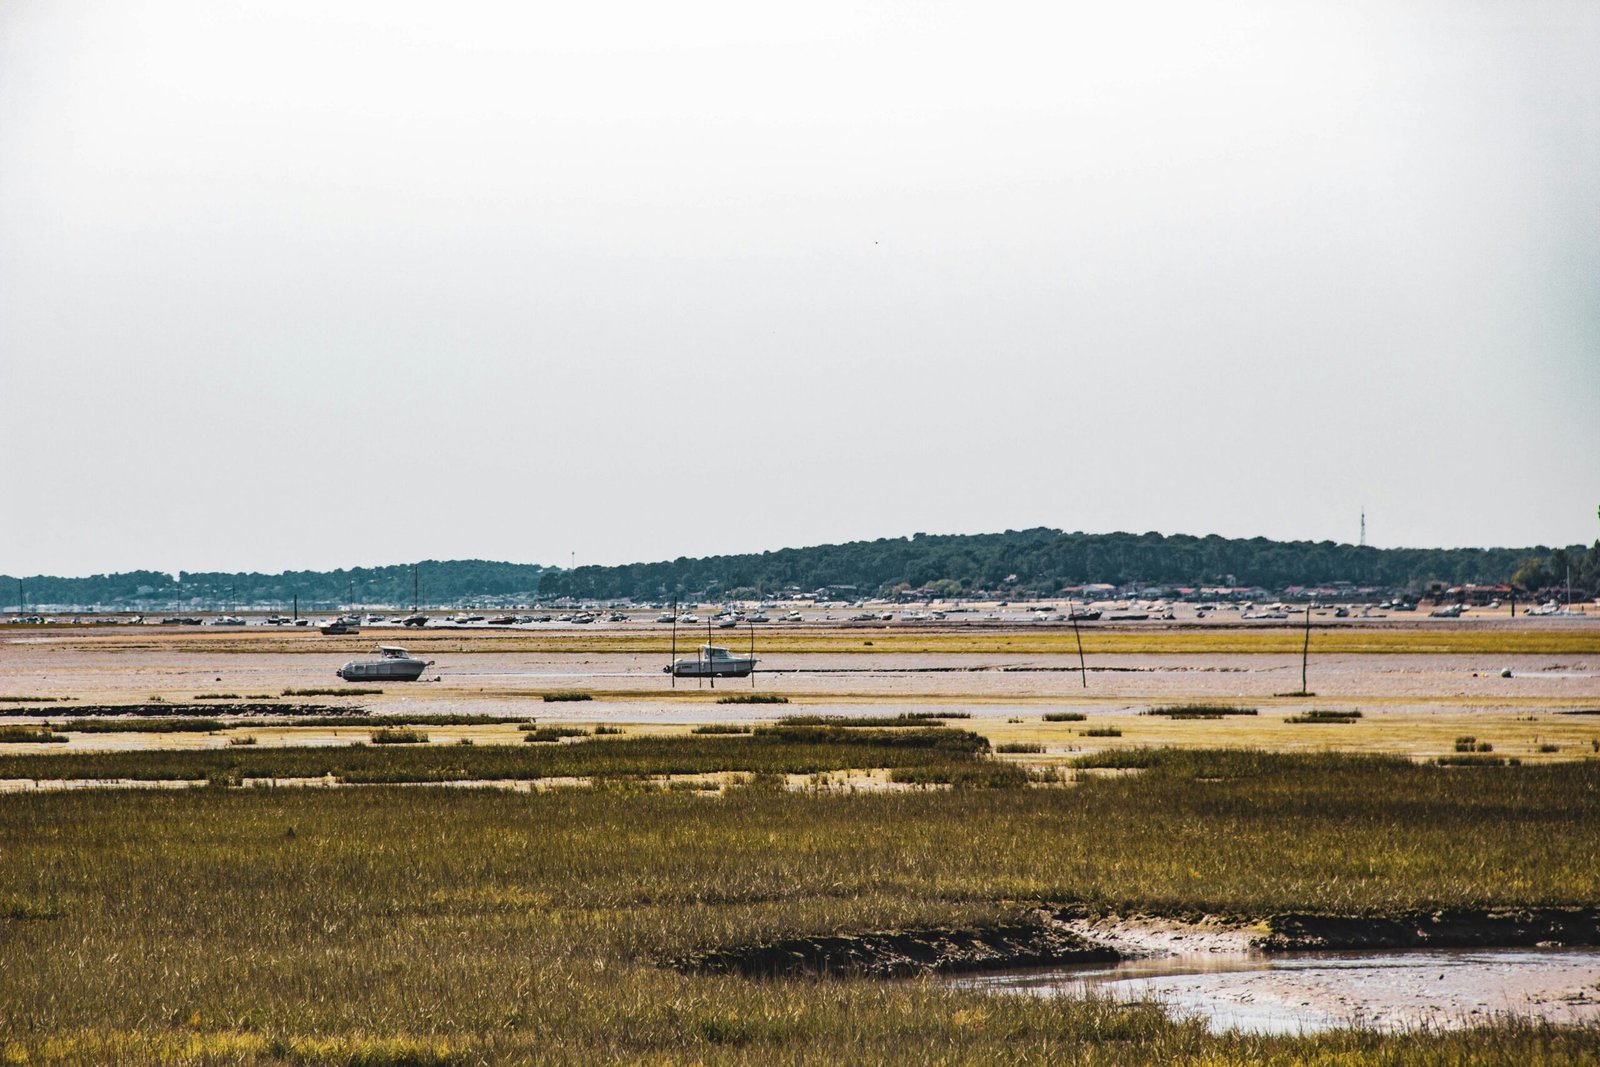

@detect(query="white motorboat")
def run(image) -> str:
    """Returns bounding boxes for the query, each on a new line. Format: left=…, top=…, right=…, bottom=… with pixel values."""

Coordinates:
left=337, top=645, right=433, bottom=682
left=664, top=644, right=757, bottom=679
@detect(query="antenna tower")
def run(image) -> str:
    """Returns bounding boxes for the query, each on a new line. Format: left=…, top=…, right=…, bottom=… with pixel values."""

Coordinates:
left=1359, top=508, right=1366, bottom=548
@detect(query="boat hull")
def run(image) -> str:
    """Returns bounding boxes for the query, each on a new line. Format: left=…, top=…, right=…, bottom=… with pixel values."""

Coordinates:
left=339, top=659, right=427, bottom=682
left=667, top=659, right=756, bottom=679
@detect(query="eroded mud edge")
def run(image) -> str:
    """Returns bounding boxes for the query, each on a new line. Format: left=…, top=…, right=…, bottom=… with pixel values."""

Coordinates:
left=669, top=906, right=1600, bottom=979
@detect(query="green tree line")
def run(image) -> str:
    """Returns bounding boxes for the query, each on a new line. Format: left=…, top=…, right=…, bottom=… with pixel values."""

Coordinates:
left=539, top=528, right=1594, bottom=601
left=3, top=560, right=546, bottom=612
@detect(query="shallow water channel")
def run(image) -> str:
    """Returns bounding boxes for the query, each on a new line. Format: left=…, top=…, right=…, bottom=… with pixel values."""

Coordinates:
left=955, top=948, right=1600, bottom=1034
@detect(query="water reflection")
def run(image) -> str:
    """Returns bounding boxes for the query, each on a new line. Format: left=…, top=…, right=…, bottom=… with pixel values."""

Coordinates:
left=957, top=948, right=1600, bottom=1034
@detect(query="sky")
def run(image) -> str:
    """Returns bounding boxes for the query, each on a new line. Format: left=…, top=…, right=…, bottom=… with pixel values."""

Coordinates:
left=2, top=0, right=1596, bottom=578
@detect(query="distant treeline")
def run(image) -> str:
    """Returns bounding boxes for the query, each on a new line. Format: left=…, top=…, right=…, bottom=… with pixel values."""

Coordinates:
left=10, top=531, right=1596, bottom=611
left=539, top=528, right=1594, bottom=601
left=4, top=560, right=546, bottom=611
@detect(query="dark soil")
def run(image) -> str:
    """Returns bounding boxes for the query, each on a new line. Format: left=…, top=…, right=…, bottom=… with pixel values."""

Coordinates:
left=672, top=921, right=1118, bottom=979
left=1259, top=908, right=1600, bottom=951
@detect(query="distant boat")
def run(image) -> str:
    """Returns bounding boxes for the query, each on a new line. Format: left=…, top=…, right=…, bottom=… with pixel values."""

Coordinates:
left=402, top=613, right=429, bottom=628
left=487, top=615, right=517, bottom=626
left=320, top=619, right=360, bottom=635
left=656, top=612, right=677, bottom=623
left=1067, top=609, right=1102, bottom=622
left=338, top=645, right=433, bottom=682
left=1429, top=604, right=1466, bottom=618
left=211, top=616, right=245, bottom=627
left=664, top=644, right=757, bottom=679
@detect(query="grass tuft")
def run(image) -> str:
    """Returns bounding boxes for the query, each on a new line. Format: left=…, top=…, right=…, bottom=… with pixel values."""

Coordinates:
left=371, top=728, right=429, bottom=745
left=0, top=726, right=67, bottom=744
left=1145, top=704, right=1257, bottom=719
left=1286, top=710, right=1363, bottom=724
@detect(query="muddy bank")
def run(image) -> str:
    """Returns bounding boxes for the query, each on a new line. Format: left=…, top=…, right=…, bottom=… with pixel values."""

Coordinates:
left=1259, top=908, right=1600, bottom=951
left=13, top=702, right=361, bottom=718
left=678, top=908, right=1600, bottom=981
left=673, top=922, right=1117, bottom=979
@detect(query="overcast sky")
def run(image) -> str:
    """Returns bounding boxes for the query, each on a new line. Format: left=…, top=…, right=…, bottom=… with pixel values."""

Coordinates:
left=2, top=0, right=1596, bottom=577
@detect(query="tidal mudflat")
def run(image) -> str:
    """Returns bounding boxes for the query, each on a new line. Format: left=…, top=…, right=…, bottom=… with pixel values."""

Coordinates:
left=3, top=621, right=1599, bottom=1062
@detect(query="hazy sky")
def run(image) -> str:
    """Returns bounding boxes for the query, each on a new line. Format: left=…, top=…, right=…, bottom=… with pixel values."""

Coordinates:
left=2, top=0, right=1596, bottom=577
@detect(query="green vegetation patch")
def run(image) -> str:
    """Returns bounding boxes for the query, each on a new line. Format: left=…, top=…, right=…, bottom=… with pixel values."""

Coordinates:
left=1043, top=711, right=1087, bottom=722
left=1145, top=704, right=1258, bottom=719
left=0, top=726, right=67, bottom=744
left=371, top=728, right=429, bottom=745
left=522, top=727, right=591, bottom=743
left=1286, top=710, right=1363, bottom=724
left=0, top=729, right=998, bottom=784
left=542, top=691, right=594, bottom=702
left=715, top=694, right=789, bottom=704
left=53, top=718, right=226, bottom=734
left=283, top=688, right=383, bottom=697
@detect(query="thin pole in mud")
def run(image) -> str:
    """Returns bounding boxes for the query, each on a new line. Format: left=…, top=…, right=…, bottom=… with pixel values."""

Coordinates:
left=1301, top=603, right=1312, bottom=695
left=749, top=619, right=756, bottom=688
left=1072, top=614, right=1087, bottom=689
left=707, top=617, right=715, bottom=690
left=670, top=597, right=677, bottom=689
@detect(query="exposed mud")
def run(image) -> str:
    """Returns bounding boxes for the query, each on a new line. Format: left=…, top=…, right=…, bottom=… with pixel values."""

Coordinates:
left=1258, top=908, right=1600, bottom=951
left=674, top=908, right=1600, bottom=983
left=672, top=921, right=1118, bottom=979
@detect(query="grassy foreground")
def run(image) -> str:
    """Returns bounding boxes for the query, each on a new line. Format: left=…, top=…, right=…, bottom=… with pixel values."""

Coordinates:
left=3, top=750, right=1599, bottom=1064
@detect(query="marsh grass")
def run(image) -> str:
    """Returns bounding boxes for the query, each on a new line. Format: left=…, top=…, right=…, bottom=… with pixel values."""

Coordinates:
left=1084, top=727, right=1122, bottom=737
left=2, top=750, right=1598, bottom=1062
left=0, top=726, right=67, bottom=743
left=228, top=735, right=257, bottom=746
left=1286, top=710, right=1363, bottom=724
left=692, top=724, right=752, bottom=735
left=543, top=691, right=594, bottom=702
left=283, top=687, right=383, bottom=697
left=593, top=725, right=624, bottom=735
left=995, top=742, right=1044, bottom=754
left=0, top=730, right=997, bottom=783
left=1043, top=711, right=1087, bottom=721
left=371, top=728, right=429, bottom=745
left=1146, top=704, right=1258, bottom=719
left=523, top=727, right=591, bottom=743
left=716, top=694, right=789, bottom=704
left=193, top=693, right=242, bottom=699
left=52, top=718, right=226, bottom=734
left=0, top=695, right=57, bottom=703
